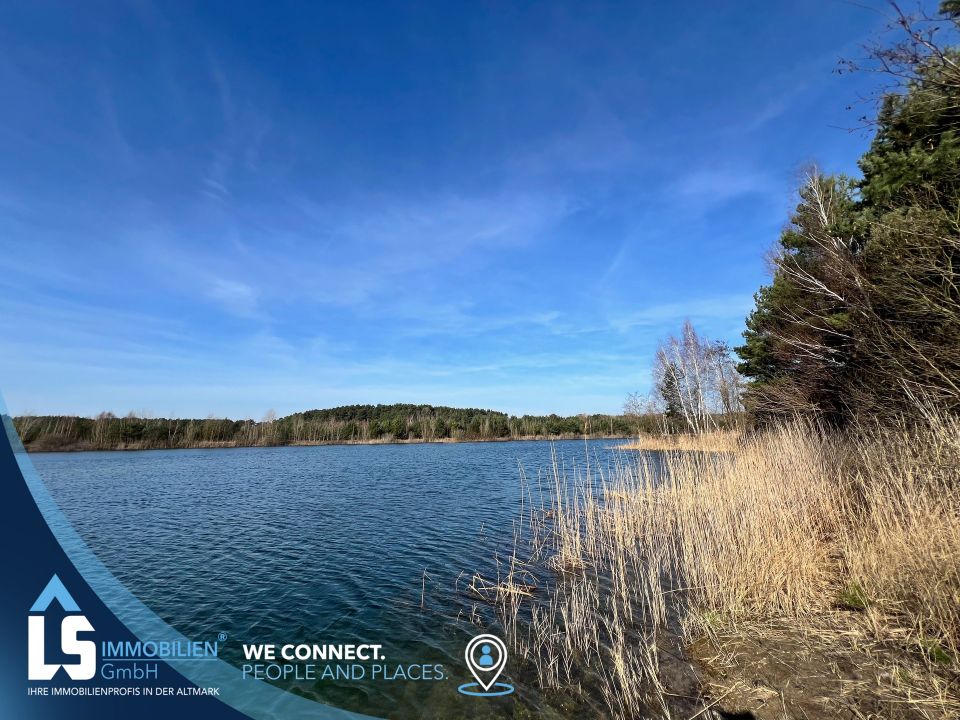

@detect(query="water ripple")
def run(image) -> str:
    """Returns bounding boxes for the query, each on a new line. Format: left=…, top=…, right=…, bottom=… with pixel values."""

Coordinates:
left=34, top=439, right=620, bottom=718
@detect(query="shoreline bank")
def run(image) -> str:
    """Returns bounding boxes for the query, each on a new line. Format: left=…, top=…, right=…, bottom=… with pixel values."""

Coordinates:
left=21, top=433, right=635, bottom=454
left=615, top=429, right=741, bottom=453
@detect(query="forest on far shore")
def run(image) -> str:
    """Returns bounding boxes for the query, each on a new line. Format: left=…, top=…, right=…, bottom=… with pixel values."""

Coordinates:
left=12, top=403, right=723, bottom=451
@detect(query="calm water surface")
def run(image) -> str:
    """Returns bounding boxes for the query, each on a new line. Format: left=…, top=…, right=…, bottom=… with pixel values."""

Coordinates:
left=33, top=439, right=626, bottom=718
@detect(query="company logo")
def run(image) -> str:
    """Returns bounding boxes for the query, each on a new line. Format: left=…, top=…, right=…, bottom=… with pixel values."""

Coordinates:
left=457, top=633, right=514, bottom=697
left=28, top=575, right=96, bottom=681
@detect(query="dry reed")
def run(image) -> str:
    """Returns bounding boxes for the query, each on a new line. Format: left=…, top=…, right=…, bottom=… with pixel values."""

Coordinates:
left=617, top=430, right=741, bottom=454
left=484, top=412, right=960, bottom=719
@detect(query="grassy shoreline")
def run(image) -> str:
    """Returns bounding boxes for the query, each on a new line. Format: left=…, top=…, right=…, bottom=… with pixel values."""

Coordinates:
left=616, top=429, right=741, bottom=453
left=13, top=403, right=650, bottom=453
left=20, top=432, right=634, bottom=453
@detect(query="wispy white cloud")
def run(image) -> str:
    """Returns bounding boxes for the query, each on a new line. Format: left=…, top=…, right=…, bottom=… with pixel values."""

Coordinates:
left=205, top=277, right=262, bottom=319
left=670, top=166, right=776, bottom=206
left=238, top=188, right=575, bottom=308
left=607, top=294, right=756, bottom=333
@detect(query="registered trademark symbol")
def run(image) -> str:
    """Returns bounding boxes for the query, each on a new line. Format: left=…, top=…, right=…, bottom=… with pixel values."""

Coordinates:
left=217, top=632, right=228, bottom=642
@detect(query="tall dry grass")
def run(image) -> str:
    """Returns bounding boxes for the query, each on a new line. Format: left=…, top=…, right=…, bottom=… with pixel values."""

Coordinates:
left=617, top=429, right=741, bottom=454
left=489, top=412, right=960, bottom=718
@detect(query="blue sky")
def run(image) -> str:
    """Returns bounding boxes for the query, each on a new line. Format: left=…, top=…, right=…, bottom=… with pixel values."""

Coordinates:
left=0, top=1, right=916, bottom=418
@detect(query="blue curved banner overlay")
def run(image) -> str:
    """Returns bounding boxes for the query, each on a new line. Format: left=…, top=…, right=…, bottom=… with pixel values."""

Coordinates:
left=1, top=393, right=380, bottom=720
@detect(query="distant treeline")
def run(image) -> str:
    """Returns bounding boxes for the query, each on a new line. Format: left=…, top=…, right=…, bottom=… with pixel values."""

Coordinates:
left=13, top=403, right=666, bottom=452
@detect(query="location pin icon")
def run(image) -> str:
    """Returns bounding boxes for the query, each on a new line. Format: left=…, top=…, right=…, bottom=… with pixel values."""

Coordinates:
left=465, top=634, right=507, bottom=692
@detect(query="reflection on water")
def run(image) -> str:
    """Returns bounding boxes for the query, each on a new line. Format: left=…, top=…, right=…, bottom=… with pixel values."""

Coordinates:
left=33, top=439, right=624, bottom=718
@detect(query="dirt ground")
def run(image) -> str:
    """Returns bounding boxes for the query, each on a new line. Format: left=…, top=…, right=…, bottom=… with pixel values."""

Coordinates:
left=686, top=612, right=959, bottom=720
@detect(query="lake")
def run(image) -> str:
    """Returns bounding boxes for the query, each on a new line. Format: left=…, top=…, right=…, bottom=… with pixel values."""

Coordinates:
left=32, top=439, right=627, bottom=719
